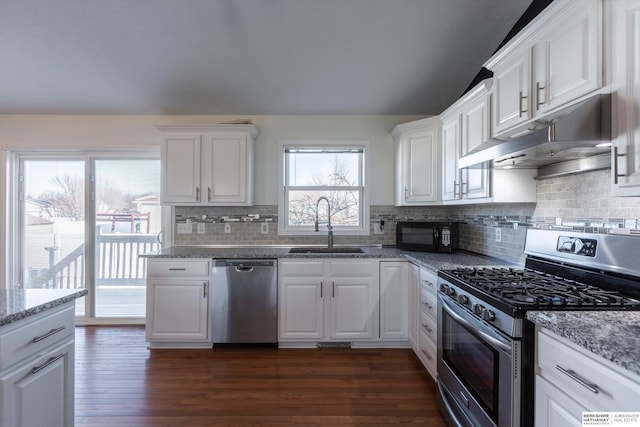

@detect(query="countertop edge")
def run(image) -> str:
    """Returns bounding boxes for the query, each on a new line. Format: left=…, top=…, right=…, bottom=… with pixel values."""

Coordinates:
left=0, top=289, right=88, bottom=327
left=526, top=310, right=640, bottom=378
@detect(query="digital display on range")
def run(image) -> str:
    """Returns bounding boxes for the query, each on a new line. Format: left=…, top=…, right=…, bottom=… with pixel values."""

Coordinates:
left=556, top=236, right=597, bottom=257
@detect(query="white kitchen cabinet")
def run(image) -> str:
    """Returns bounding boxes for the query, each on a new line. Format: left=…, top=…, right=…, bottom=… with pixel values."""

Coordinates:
left=440, top=80, right=537, bottom=204
left=0, top=304, right=76, bottom=427
left=158, top=124, right=258, bottom=206
left=441, top=80, right=491, bottom=202
left=611, top=0, right=640, bottom=196
left=416, top=267, right=438, bottom=381
left=407, top=263, right=419, bottom=351
left=379, top=261, right=409, bottom=341
left=392, top=117, right=441, bottom=206
left=487, top=0, right=603, bottom=137
left=278, top=259, right=379, bottom=344
left=534, top=328, right=640, bottom=427
left=146, top=259, right=211, bottom=348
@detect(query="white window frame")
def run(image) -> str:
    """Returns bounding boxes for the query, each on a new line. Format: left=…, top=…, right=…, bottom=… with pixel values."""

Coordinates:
left=278, top=140, right=370, bottom=236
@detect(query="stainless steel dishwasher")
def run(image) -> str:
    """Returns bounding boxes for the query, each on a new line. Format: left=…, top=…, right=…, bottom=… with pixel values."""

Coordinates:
left=211, top=259, right=277, bottom=344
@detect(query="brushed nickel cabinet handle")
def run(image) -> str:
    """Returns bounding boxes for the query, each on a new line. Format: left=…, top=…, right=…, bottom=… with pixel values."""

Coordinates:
left=453, top=181, right=459, bottom=198
left=536, top=82, right=545, bottom=110
left=208, top=187, right=212, bottom=202
left=195, top=186, right=200, bottom=201
left=203, top=282, right=207, bottom=299
left=33, top=326, right=65, bottom=343
left=614, top=146, right=627, bottom=185
left=519, top=91, right=528, bottom=117
left=556, top=365, right=599, bottom=394
left=421, top=350, right=432, bottom=361
left=168, top=268, right=186, bottom=271
left=31, top=353, right=65, bottom=374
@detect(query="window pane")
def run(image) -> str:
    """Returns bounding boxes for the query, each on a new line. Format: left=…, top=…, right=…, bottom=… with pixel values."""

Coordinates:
left=22, top=160, right=86, bottom=315
left=287, top=152, right=361, bottom=186
left=288, top=190, right=360, bottom=226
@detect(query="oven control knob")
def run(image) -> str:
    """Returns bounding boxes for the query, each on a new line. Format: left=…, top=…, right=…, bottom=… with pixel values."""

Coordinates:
left=457, top=294, right=469, bottom=305
left=439, top=284, right=448, bottom=293
left=446, top=287, right=456, bottom=297
left=481, top=308, right=496, bottom=322
left=473, top=303, right=484, bottom=316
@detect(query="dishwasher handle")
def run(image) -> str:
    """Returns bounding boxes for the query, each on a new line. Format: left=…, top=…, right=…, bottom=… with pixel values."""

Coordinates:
left=234, top=266, right=254, bottom=273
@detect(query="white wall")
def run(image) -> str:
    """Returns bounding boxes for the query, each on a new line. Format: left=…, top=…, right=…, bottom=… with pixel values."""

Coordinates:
left=0, top=114, right=423, bottom=205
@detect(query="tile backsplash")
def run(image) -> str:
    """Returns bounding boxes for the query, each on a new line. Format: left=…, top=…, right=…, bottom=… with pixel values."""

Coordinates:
left=174, top=169, right=640, bottom=265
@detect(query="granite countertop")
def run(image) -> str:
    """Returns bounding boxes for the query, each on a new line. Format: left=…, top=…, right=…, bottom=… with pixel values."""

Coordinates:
left=526, top=311, right=640, bottom=378
left=141, top=246, right=515, bottom=273
left=0, top=288, right=88, bottom=327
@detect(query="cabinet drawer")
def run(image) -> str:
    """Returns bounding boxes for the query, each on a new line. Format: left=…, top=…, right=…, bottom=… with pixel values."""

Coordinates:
left=419, top=310, right=437, bottom=343
left=0, top=305, right=74, bottom=371
left=537, top=330, right=640, bottom=411
left=420, top=285, right=438, bottom=320
left=147, top=260, right=210, bottom=277
left=279, top=260, right=324, bottom=276
left=330, top=259, right=377, bottom=277
left=419, top=268, right=438, bottom=295
left=418, top=329, right=437, bottom=378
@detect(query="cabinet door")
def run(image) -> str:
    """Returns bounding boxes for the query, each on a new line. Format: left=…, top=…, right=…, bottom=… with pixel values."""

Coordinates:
left=161, top=135, right=202, bottom=204
left=460, top=95, right=491, bottom=199
left=0, top=338, right=74, bottom=427
left=330, top=277, right=378, bottom=340
left=278, top=277, right=324, bottom=340
left=533, top=1, right=601, bottom=114
left=441, top=117, right=461, bottom=201
left=202, top=134, right=250, bottom=204
left=492, top=49, right=531, bottom=136
left=400, top=129, right=439, bottom=204
left=379, top=262, right=409, bottom=340
left=612, top=0, right=640, bottom=196
left=146, top=279, right=209, bottom=341
left=535, top=376, right=585, bottom=427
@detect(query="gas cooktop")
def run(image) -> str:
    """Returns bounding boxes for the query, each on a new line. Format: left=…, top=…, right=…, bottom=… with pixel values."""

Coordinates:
left=439, top=267, right=640, bottom=314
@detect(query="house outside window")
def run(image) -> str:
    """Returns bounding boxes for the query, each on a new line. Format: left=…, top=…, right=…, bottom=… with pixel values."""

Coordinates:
left=279, top=141, right=369, bottom=235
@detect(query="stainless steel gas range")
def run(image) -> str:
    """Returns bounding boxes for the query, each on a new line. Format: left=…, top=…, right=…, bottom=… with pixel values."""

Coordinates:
left=436, top=229, right=640, bottom=427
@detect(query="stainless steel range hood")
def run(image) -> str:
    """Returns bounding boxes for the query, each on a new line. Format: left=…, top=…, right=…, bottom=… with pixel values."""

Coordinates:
left=458, top=94, right=611, bottom=176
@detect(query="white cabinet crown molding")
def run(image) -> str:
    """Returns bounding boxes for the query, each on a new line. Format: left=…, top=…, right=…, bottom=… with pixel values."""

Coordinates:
left=440, top=78, right=493, bottom=120
left=391, top=116, right=441, bottom=140
left=484, top=0, right=590, bottom=69
left=156, top=124, right=259, bottom=139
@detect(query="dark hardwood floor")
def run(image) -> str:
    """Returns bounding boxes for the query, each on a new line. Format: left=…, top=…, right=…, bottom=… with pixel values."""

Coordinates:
left=75, top=326, right=447, bottom=426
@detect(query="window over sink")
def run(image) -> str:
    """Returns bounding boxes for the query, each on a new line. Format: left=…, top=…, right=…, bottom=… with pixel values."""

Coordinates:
left=278, top=141, right=369, bottom=235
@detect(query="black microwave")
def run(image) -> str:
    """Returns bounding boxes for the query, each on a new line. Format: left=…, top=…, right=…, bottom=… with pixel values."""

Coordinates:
left=396, top=221, right=456, bottom=253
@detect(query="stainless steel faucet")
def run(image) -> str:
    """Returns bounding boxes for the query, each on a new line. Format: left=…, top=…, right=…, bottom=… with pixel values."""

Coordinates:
left=314, top=196, right=333, bottom=248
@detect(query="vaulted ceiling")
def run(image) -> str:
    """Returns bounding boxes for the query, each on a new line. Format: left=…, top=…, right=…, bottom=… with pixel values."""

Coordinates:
left=0, top=0, right=532, bottom=115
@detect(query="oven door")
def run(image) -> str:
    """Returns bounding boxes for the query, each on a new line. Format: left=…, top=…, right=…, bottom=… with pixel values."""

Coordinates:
left=437, top=294, right=520, bottom=427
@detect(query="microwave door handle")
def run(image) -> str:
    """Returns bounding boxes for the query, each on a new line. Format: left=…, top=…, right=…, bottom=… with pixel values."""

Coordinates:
left=439, top=295, right=512, bottom=353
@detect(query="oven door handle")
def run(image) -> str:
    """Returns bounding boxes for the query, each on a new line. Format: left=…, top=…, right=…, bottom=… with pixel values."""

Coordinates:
left=440, top=295, right=512, bottom=353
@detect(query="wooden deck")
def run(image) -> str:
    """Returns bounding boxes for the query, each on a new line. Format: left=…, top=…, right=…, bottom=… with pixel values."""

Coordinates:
left=74, top=326, right=447, bottom=426
left=76, top=286, right=146, bottom=318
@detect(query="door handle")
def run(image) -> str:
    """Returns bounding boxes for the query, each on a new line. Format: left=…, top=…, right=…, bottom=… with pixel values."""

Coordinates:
left=31, top=353, right=65, bottom=374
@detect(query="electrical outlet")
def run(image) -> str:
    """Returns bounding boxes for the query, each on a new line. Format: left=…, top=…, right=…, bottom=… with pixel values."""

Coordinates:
left=261, top=223, right=269, bottom=234
left=373, top=223, right=384, bottom=235
left=495, top=228, right=502, bottom=242
left=224, top=223, right=231, bottom=234
left=197, top=223, right=206, bottom=234
left=177, top=223, right=192, bottom=234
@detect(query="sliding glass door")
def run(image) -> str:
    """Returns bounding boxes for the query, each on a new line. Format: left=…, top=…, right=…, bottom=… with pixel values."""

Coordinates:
left=18, top=154, right=161, bottom=322
left=93, top=159, right=161, bottom=318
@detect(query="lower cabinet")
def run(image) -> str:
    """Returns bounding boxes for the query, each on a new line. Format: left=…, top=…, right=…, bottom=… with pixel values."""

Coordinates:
left=0, top=304, right=76, bottom=427
left=379, top=261, right=409, bottom=342
left=278, top=259, right=379, bottom=344
left=407, top=263, right=419, bottom=351
left=534, top=328, right=640, bottom=427
left=146, top=259, right=211, bottom=348
left=415, top=267, right=438, bottom=381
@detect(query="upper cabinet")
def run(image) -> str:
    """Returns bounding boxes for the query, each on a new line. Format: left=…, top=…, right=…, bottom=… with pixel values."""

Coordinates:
left=441, top=80, right=492, bottom=202
left=157, top=124, right=258, bottom=206
left=611, top=0, right=640, bottom=196
left=392, top=116, right=441, bottom=206
left=440, top=79, right=537, bottom=204
left=487, top=0, right=603, bottom=137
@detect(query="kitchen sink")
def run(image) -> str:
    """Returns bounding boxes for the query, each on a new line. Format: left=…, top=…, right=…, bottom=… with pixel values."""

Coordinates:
left=288, top=247, right=364, bottom=254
